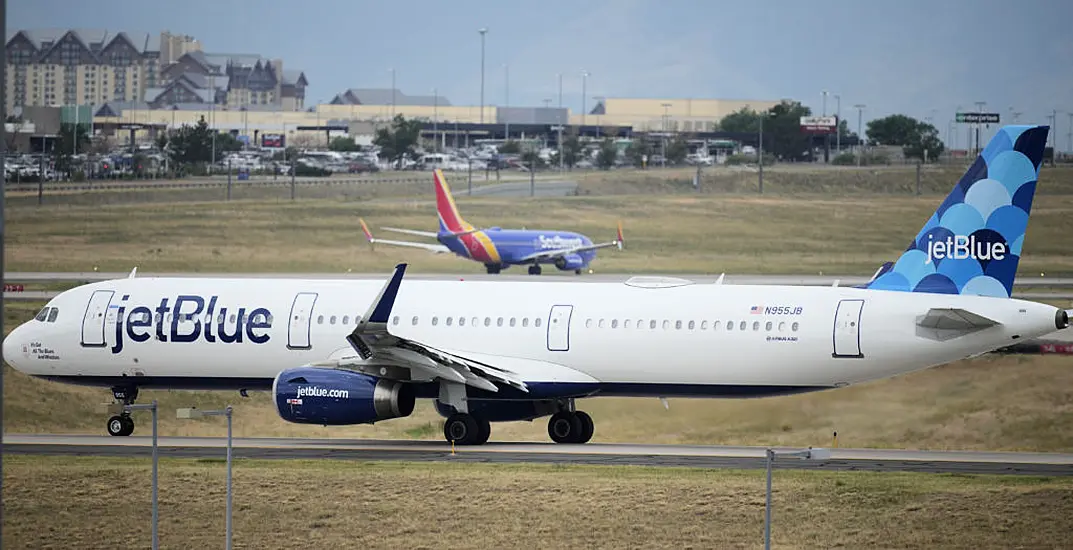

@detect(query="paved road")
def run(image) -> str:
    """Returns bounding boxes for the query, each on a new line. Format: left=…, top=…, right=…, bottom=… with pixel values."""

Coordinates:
left=5, top=435, right=1071, bottom=475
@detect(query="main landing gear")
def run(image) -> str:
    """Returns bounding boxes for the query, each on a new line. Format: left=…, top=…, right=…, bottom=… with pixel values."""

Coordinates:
left=528, top=265, right=542, bottom=275
left=441, top=408, right=595, bottom=446
left=106, top=386, right=138, bottom=436
left=443, top=413, right=491, bottom=446
left=485, top=264, right=501, bottom=274
left=547, top=411, right=594, bottom=444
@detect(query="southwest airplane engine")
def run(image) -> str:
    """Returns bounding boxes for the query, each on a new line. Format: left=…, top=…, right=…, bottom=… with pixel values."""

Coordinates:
left=273, top=367, right=415, bottom=425
left=555, top=253, right=585, bottom=271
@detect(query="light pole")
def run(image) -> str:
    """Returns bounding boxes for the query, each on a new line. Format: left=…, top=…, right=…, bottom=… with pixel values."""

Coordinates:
left=479, top=28, right=487, bottom=124
left=178, top=406, right=235, bottom=550
left=821, top=90, right=828, bottom=116
left=764, top=447, right=831, bottom=550
left=557, top=73, right=563, bottom=110
left=973, top=100, right=986, bottom=155
left=1067, top=112, right=1073, bottom=157
left=432, top=87, right=439, bottom=151
left=504, top=64, right=510, bottom=139
left=834, top=94, right=841, bottom=153
left=581, top=70, right=590, bottom=127
left=210, top=74, right=216, bottom=174
left=389, top=68, right=396, bottom=118
left=660, top=103, right=671, bottom=167
left=854, top=104, right=865, bottom=166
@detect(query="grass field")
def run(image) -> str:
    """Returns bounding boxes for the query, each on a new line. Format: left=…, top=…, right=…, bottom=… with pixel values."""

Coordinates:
left=5, top=299, right=1071, bottom=451
left=4, top=456, right=1072, bottom=549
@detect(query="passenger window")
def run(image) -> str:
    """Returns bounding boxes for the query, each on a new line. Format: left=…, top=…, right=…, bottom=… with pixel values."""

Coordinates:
left=792, top=322, right=800, bottom=332
left=752, top=321, right=760, bottom=331
left=316, top=315, right=323, bottom=324
left=459, top=317, right=466, bottom=327
left=343, top=315, right=350, bottom=325
left=217, top=313, right=224, bottom=324
left=598, top=319, right=605, bottom=329
left=522, top=318, right=529, bottom=327
left=765, top=321, right=773, bottom=331
left=649, top=320, right=657, bottom=329
left=624, top=319, right=632, bottom=329
left=47, top=308, right=59, bottom=322
left=778, top=321, right=786, bottom=331
left=688, top=320, right=695, bottom=330
left=432, top=317, right=439, bottom=326
left=354, top=315, right=362, bottom=324
left=446, top=317, right=453, bottom=326
left=535, top=318, right=542, bottom=328
left=739, top=321, right=746, bottom=331
left=611, top=319, right=619, bottom=329
left=510, top=317, right=516, bottom=327
left=471, top=317, right=478, bottom=327
left=497, top=317, right=504, bottom=327
left=675, top=320, right=682, bottom=330
left=392, top=315, right=401, bottom=326
left=330, top=316, right=337, bottom=325
left=484, top=317, right=491, bottom=327
left=701, top=320, right=708, bottom=330
left=412, top=316, right=419, bottom=326
left=637, top=319, right=643, bottom=329
left=713, top=321, right=720, bottom=330
left=586, top=319, right=592, bottom=328
left=662, top=320, right=670, bottom=330
left=727, top=322, right=734, bottom=331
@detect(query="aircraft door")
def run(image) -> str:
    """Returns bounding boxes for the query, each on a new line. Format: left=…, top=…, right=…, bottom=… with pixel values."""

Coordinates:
left=547, top=305, right=573, bottom=351
left=81, top=290, right=115, bottom=347
left=832, top=299, right=864, bottom=358
left=288, top=292, right=319, bottom=350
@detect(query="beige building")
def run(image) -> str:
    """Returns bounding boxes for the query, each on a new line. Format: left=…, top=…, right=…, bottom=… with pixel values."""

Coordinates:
left=575, top=97, right=783, bottom=132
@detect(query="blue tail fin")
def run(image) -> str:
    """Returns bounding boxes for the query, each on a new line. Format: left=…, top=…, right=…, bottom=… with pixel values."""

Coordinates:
left=865, top=124, right=1050, bottom=298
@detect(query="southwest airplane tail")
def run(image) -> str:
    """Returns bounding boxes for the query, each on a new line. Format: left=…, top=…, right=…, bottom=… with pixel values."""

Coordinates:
left=7, top=124, right=1068, bottom=446
left=865, top=125, right=1049, bottom=298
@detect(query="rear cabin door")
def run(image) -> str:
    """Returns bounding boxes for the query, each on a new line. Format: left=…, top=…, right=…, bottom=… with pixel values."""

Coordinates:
left=547, top=305, right=574, bottom=351
left=832, top=299, right=865, bottom=358
left=287, top=292, right=319, bottom=350
left=81, top=290, right=115, bottom=347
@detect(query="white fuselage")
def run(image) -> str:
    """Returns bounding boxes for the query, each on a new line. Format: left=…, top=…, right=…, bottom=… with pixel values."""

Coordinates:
left=3, top=276, right=1062, bottom=397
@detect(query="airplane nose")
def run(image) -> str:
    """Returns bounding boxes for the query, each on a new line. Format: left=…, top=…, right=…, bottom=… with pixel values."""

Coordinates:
left=3, top=325, right=25, bottom=371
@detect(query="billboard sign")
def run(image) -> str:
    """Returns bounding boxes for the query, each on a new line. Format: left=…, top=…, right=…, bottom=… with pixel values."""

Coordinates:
left=261, top=133, right=285, bottom=148
left=955, top=112, right=1000, bottom=124
left=800, top=116, right=838, bottom=134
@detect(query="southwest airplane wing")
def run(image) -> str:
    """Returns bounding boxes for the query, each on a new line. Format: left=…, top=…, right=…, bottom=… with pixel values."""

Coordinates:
left=517, top=222, right=625, bottom=263
left=360, top=218, right=451, bottom=254
left=331, top=264, right=529, bottom=392
left=381, top=226, right=483, bottom=239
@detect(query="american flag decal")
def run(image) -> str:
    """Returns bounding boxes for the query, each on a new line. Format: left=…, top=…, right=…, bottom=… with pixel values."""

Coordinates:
left=287, top=398, right=303, bottom=405
left=750, top=305, right=763, bottom=314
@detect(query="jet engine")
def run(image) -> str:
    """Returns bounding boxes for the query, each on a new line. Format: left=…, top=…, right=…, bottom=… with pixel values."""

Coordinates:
left=273, top=367, right=415, bottom=425
left=554, top=253, right=585, bottom=271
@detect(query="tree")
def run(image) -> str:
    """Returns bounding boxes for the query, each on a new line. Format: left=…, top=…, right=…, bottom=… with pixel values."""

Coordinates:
left=329, top=136, right=360, bottom=152
left=765, top=101, right=813, bottom=161
left=719, top=107, right=761, bottom=133
left=664, top=133, right=690, bottom=165
left=837, top=119, right=858, bottom=141
left=53, top=123, right=91, bottom=174
left=520, top=148, right=545, bottom=169
left=595, top=138, right=617, bottom=170
left=373, top=115, right=423, bottom=168
left=625, top=135, right=653, bottom=167
left=867, top=114, right=945, bottom=162
left=498, top=140, right=521, bottom=154
left=561, top=132, right=582, bottom=169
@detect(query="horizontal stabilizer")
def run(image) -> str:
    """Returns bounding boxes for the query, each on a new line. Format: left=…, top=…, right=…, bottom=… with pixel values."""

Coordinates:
left=916, top=308, right=1000, bottom=341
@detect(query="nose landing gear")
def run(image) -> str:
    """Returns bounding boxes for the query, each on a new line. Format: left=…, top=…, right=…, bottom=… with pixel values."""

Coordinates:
left=107, top=386, right=139, bottom=436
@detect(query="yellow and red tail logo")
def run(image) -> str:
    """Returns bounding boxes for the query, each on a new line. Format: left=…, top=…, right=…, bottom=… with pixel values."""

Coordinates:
left=434, top=169, right=471, bottom=233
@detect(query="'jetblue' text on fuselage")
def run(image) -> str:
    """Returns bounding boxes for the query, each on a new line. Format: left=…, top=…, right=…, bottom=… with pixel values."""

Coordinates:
left=109, top=294, right=272, bottom=354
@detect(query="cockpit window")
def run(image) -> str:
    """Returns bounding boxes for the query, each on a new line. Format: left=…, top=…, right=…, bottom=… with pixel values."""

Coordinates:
left=35, top=307, right=50, bottom=322
left=46, top=308, right=59, bottom=323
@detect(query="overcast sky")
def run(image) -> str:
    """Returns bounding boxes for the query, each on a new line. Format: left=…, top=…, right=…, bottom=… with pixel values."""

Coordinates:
left=11, top=0, right=1073, bottom=146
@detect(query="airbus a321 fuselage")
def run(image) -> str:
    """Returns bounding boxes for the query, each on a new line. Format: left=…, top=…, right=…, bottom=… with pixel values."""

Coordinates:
left=5, top=125, right=1068, bottom=446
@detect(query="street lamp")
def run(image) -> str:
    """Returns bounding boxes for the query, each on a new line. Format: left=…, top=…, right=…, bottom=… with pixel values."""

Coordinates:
left=432, top=88, right=439, bottom=151
left=660, top=103, right=672, bottom=167
left=504, top=64, right=510, bottom=139
left=478, top=28, right=488, bottom=123
left=177, top=406, right=235, bottom=550
left=854, top=104, right=866, bottom=166
left=107, top=401, right=159, bottom=550
left=581, top=71, right=590, bottom=127
left=389, top=68, right=396, bottom=117
left=764, top=447, right=832, bottom=550
left=834, top=94, right=841, bottom=153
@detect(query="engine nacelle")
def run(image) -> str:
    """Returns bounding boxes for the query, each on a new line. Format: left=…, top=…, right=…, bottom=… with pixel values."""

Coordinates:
left=554, top=253, right=585, bottom=271
left=273, top=367, right=415, bottom=425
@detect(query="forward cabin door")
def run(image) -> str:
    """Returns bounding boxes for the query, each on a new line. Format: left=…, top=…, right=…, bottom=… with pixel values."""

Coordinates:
left=81, top=290, right=115, bottom=347
left=832, top=299, right=865, bottom=358
left=287, top=292, right=319, bottom=350
left=547, top=305, right=574, bottom=351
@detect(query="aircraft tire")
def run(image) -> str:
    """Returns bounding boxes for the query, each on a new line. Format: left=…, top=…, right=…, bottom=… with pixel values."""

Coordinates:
left=107, top=415, right=134, bottom=437
left=548, top=411, right=583, bottom=444
left=473, top=416, right=491, bottom=445
left=485, top=264, right=501, bottom=274
left=528, top=265, right=542, bottom=275
left=443, top=413, right=481, bottom=445
left=573, top=411, right=594, bottom=444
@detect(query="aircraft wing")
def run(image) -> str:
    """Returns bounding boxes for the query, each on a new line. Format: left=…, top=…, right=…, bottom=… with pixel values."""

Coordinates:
left=361, top=218, right=451, bottom=254
left=313, top=264, right=529, bottom=393
left=381, top=226, right=440, bottom=238
left=517, top=222, right=625, bottom=263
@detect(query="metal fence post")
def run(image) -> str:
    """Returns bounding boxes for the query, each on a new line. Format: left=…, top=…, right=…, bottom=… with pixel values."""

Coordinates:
left=226, top=405, right=233, bottom=550
left=764, top=449, right=773, bottom=550
left=151, top=400, right=159, bottom=550
left=916, top=162, right=922, bottom=196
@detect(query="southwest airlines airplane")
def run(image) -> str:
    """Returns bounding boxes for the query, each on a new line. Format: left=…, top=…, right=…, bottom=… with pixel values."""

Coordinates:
left=5, top=125, right=1069, bottom=446
left=359, top=169, right=624, bottom=275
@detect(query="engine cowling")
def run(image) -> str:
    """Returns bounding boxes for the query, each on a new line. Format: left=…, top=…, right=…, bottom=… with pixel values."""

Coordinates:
left=554, top=253, right=585, bottom=271
left=273, top=367, right=415, bottom=425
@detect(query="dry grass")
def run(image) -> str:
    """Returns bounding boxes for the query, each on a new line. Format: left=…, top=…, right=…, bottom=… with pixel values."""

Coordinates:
left=4, top=456, right=1072, bottom=549
left=8, top=192, right=1073, bottom=276
left=6, top=300, right=1073, bottom=451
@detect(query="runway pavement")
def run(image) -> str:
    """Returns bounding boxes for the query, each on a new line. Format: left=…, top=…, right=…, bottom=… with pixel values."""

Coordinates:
left=4, top=434, right=1072, bottom=475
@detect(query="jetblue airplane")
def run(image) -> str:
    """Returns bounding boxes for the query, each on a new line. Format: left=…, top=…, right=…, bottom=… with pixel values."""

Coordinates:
left=4, top=125, right=1069, bottom=446
left=359, top=168, right=624, bottom=275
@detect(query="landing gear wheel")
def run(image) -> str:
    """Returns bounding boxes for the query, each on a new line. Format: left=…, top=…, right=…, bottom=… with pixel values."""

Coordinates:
left=443, top=413, right=481, bottom=445
left=574, top=411, right=594, bottom=444
left=528, top=265, right=542, bottom=275
left=575, top=269, right=583, bottom=275
left=474, top=416, right=491, bottom=445
left=548, top=411, right=583, bottom=444
left=485, top=264, right=501, bottom=274
left=107, top=415, right=134, bottom=437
